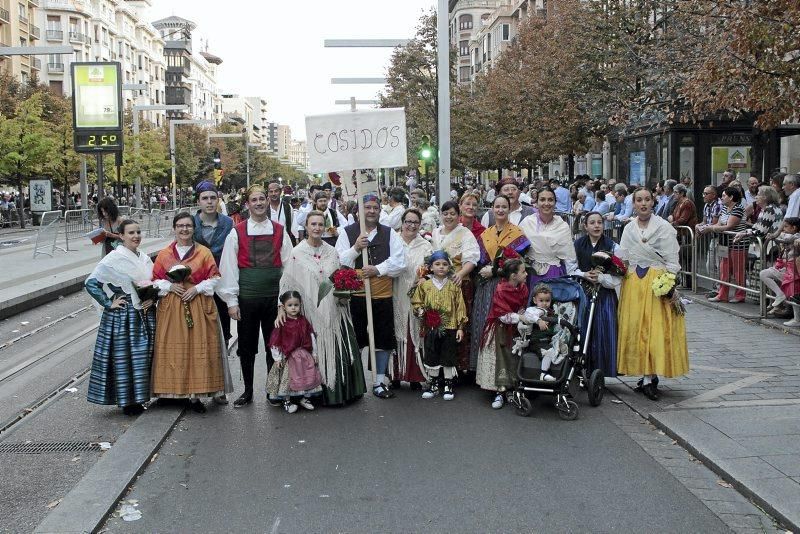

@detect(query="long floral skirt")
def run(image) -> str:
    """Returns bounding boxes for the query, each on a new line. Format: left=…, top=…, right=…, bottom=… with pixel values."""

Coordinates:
left=88, top=297, right=155, bottom=407
left=456, top=277, right=475, bottom=372
left=469, top=277, right=500, bottom=371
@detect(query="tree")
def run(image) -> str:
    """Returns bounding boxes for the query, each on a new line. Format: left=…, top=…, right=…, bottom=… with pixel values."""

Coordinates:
left=0, top=94, right=57, bottom=227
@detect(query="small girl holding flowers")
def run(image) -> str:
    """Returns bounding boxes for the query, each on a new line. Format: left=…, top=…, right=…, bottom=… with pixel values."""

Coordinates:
left=617, top=187, right=689, bottom=401
left=410, top=251, right=467, bottom=401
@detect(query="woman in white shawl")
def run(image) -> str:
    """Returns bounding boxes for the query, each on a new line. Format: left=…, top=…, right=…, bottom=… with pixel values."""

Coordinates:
left=617, top=187, right=689, bottom=401
left=278, top=210, right=366, bottom=405
left=519, top=187, right=578, bottom=289
left=85, top=219, right=156, bottom=416
left=431, top=200, right=479, bottom=373
left=392, top=208, right=433, bottom=388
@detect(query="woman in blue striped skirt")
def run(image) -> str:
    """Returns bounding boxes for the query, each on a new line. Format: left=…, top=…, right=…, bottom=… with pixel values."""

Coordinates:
left=85, top=219, right=156, bottom=416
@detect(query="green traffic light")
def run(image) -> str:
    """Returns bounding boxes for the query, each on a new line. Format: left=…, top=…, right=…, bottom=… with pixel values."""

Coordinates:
left=421, top=147, right=432, bottom=159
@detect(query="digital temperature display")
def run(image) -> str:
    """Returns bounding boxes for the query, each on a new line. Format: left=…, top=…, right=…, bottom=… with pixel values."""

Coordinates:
left=74, top=130, right=123, bottom=152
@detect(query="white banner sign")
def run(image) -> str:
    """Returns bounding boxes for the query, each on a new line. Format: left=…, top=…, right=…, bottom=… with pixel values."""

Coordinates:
left=305, top=108, right=407, bottom=173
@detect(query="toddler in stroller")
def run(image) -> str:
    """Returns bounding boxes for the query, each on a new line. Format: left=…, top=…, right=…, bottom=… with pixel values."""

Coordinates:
left=516, top=283, right=563, bottom=382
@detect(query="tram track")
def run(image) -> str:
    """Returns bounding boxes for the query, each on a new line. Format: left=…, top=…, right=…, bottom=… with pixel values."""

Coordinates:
left=0, top=305, right=93, bottom=352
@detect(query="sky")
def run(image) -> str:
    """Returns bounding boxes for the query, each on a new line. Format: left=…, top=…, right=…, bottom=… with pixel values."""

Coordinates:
left=149, top=0, right=437, bottom=141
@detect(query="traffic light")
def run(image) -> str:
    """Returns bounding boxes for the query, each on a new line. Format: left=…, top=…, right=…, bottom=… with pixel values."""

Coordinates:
left=214, top=169, right=224, bottom=186
left=419, top=135, right=433, bottom=161
left=212, top=148, right=221, bottom=170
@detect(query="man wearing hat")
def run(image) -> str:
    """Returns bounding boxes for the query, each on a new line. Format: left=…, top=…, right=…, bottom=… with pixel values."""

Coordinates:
left=480, top=177, right=536, bottom=227
left=193, top=181, right=235, bottom=359
left=336, top=193, right=406, bottom=398
left=218, top=184, right=294, bottom=408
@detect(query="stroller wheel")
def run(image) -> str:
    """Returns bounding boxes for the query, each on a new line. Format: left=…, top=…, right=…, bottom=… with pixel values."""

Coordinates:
left=558, top=400, right=579, bottom=421
left=515, top=396, right=533, bottom=417
left=587, top=369, right=605, bottom=407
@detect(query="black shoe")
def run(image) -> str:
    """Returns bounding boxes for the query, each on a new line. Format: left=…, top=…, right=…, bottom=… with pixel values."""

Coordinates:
left=390, top=380, right=401, bottom=389
left=190, top=400, right=207, bottom=413
left=372, top=384, right=394, bottom=399
left=122, top=403, right=144, bottom=416
left=410, top=382, right=422, bottom=391
left=266, top=396, right=283, bottom=407
left=233, top=393, right=253, bottom=408
left=641, top=383, right=659, bottom=401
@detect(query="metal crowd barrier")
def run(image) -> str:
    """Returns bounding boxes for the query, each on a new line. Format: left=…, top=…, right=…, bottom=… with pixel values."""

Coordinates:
left=117, top=205, right=131, bottom=217
left=692, top=229, right=767, bottom=316
left=33, top=210, right=66, bottom=258
left=154, top=209, right=177, bottom=238
left=63, top=209, right=97, bottom=251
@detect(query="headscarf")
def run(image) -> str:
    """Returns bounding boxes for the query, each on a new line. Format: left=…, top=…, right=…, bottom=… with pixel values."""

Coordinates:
left=427, top=249, right=451, bottom=267
left=195, top=180, right=216, bottom=195
left=363, top=193, right=380, bottom=205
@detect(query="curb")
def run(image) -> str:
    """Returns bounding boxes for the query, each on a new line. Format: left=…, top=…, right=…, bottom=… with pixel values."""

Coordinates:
left=648, top=412, right=799, bottom=533
left=33, top=406, right=184, bottom=534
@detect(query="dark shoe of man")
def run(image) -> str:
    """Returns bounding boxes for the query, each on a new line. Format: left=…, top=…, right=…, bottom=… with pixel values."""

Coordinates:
left=233, top=393, right=253, bottom=408
left=640, top=383, right=659, bottom=401
left=372, top=384, right=394, bottom=399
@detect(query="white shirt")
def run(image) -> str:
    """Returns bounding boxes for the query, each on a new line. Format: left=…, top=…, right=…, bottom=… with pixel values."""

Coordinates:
left=334, top=225, right=406, bottom=278
left=379, top=203, right=404, bottom=231
left=217, top=218, right=294, bottom=308
left=786, top=188, right=800, bottom=219
left=269, top=202, right=300, bottom=239
left=480, top=204, right=526, bottom=227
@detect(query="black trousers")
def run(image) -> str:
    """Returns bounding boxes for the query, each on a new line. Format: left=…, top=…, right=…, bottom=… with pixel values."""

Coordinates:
left=237, top=296, right=279, bottom=396
left=214, top=294, right=231, bottom=342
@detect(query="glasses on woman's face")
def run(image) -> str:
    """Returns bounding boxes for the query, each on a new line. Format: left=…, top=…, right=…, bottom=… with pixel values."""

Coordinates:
left=175, top=224, right=194, bottom=229
left=403, top=220, right=420, bottom=227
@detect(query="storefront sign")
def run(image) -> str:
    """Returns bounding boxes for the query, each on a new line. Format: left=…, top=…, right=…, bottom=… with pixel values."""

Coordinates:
left=711, top=134, right=751, bottom=145
left=629, top=151, right=646, bottom=185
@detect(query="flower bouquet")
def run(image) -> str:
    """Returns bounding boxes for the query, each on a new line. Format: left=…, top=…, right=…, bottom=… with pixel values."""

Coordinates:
left=133, top=280, right=159, bottom=304
left=318, top=267, right=364, bottom=306
left=590, top=251, right=627, bottom=277
left=420, top=306, right=448, bottom=337
left=652, top=271, right=685, bottom=315
left=166, top=264, right=194, bottom=327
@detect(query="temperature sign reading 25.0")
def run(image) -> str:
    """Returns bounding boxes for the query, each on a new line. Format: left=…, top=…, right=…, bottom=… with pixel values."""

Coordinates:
left=74, top=130, right=124, bottom=153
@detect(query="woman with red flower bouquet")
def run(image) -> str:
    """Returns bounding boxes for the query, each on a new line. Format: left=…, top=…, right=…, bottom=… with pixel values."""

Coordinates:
left=476, top=258, right=529, bottom=409
left=468, top=195, right=531, bottom=373
left=573, top=212, right=624, bottom=377
left=410, top=251, right=467, bottom=401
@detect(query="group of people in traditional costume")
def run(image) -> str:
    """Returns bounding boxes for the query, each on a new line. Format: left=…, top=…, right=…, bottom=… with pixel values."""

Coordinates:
left=84, top=176, right=689, bottom=417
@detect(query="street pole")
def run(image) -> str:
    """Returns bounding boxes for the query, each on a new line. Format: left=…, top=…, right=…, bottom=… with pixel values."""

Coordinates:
left=437, top=0, right=451, bottom=206
left=169, top=121, right=177, bottom=210
left=246, top=140, right=250, bottom=188
left=132, top=105, right=188, bottom=208
left=80, top=156, right=88, bottom=210
left=96, top=154, right=104, bottom=199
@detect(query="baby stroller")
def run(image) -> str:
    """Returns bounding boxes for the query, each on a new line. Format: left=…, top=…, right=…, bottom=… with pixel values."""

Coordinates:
left=508, top=277, right=605, bottom=420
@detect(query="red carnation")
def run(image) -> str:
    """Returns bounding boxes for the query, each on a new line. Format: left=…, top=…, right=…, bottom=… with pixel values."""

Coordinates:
left=423, top=309, right=443, bottom=330
left=611, top=255, right=627, bottom=276
left=331, top=268, right=364, bottom=291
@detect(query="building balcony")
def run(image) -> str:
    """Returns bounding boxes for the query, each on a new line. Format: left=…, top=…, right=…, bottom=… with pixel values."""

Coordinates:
left=30, top=25, right=40, bottom=39
left=41, top=0, right=90, bottom=14
left=0, top=7, right=9, bottom=23
left=19, top=13, right=29, bottom=24
left=46, top=29, right=63, bottom=40
left=28, top=0, right=39, bottom=7
left=68, top=31, right=85, bottom=43
left=47, top=62, right=64, bottom=73
left=32, top=57, right=41, bottom=70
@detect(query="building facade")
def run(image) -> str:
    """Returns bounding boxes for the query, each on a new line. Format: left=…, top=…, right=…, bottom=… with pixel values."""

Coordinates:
left=0, top=0, right=41, bottom=84
left=275, top=124, right=291, bottom=159
left=288, top=139, right=308, bottom=172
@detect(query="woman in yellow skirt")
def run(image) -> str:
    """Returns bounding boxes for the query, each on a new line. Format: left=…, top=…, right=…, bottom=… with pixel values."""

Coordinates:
left=617, top=187, right=689, bottom=400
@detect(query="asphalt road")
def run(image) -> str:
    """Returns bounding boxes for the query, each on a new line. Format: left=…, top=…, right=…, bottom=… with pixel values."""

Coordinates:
left=102, top=361, right=730, bottom=533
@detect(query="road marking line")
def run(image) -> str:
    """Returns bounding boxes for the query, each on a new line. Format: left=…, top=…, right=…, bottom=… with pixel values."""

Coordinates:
left=672, top=374, right=773, bottom=408
left=270, top=516, right=281, bottom=534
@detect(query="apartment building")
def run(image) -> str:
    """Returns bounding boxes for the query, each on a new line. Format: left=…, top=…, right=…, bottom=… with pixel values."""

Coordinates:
left=275, top=124, right=291, bottom=159
left=245, top=96, right=268, bottom=148
left=288, top=140, right=308, bottom=172
left=0, top=0, right=41, bottom=84
left=34, top=0, right=167, bottom=126
left=152, top=14, right=222, bottom=123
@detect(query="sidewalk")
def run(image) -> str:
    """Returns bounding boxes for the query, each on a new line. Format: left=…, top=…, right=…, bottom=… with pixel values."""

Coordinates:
left=0, top=234, right=172, bottom=319
left=609, top=297, right=800, bottom=531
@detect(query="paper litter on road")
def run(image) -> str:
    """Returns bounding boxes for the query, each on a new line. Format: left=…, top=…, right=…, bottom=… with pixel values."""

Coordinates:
left=65, top=387, right=78, bottom=393
left=298, top=440, right=306, bottom=444
left=46, top=499, right=61, bottom=509
left=119, top=503, right=142, bottom=522
left=716, top=480, right=733, bottom=488
left=610, top=399, right=623, bottom=404
left=20, top=321, right=29, bottom=325
left=98, top=442, right=112, bottom=450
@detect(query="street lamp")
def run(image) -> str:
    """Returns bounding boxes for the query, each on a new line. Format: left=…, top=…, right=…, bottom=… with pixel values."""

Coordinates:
left=169, top=119, right=214, bottom=209
left=131, top=104, right=188, bottom=208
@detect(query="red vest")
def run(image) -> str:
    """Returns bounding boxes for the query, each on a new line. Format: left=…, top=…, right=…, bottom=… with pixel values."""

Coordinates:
left=235, top=220, right=284, bottom=269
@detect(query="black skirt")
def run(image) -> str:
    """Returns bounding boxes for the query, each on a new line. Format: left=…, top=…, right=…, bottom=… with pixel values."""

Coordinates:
left=350, top=296, right=396, bottom=351
left=423, top=329, right=458, bottom=368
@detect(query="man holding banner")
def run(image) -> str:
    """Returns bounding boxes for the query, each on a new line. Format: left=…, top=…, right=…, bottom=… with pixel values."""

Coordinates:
left=335, top=193, right=406, bottom=398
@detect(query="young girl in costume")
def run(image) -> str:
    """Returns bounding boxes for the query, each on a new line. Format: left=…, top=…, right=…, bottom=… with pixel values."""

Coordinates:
left=475, top=258, right=529, bottom=409
left=266, top=291, right=323, bottom=413
left=410, top=250, right=468, bottom=401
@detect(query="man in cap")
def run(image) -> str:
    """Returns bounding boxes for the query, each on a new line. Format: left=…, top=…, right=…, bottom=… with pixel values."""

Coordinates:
left=480, top=177, right=536, bottom=227
left=336, top=193, right=406, bottom=398
left=218, top=184, right=293, bottom=408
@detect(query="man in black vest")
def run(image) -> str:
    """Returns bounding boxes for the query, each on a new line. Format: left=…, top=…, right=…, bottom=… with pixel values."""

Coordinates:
left=267, top=181, right=297, bottom=245
left=335, top=194, right=406, bottom=398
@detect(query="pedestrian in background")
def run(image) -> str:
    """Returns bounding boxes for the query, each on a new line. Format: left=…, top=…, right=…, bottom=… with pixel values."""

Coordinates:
left=97, top=197, right=123, bottom=257
left=708, top=187, right=748, bottom=303
left=85, top=220, right=155, bottom=416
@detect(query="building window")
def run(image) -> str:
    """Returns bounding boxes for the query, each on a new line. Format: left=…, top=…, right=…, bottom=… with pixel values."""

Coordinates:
left=49, top=81, right=64, bottom=94
left=459, top=14, right=473, bottom=30
left=459, top=66, right=470, bottom=82
left=459, top=40, right=469, bottom=56
left=47, top=15, right=61, bottom=30
left=502, top=23, right=510, bottom=41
